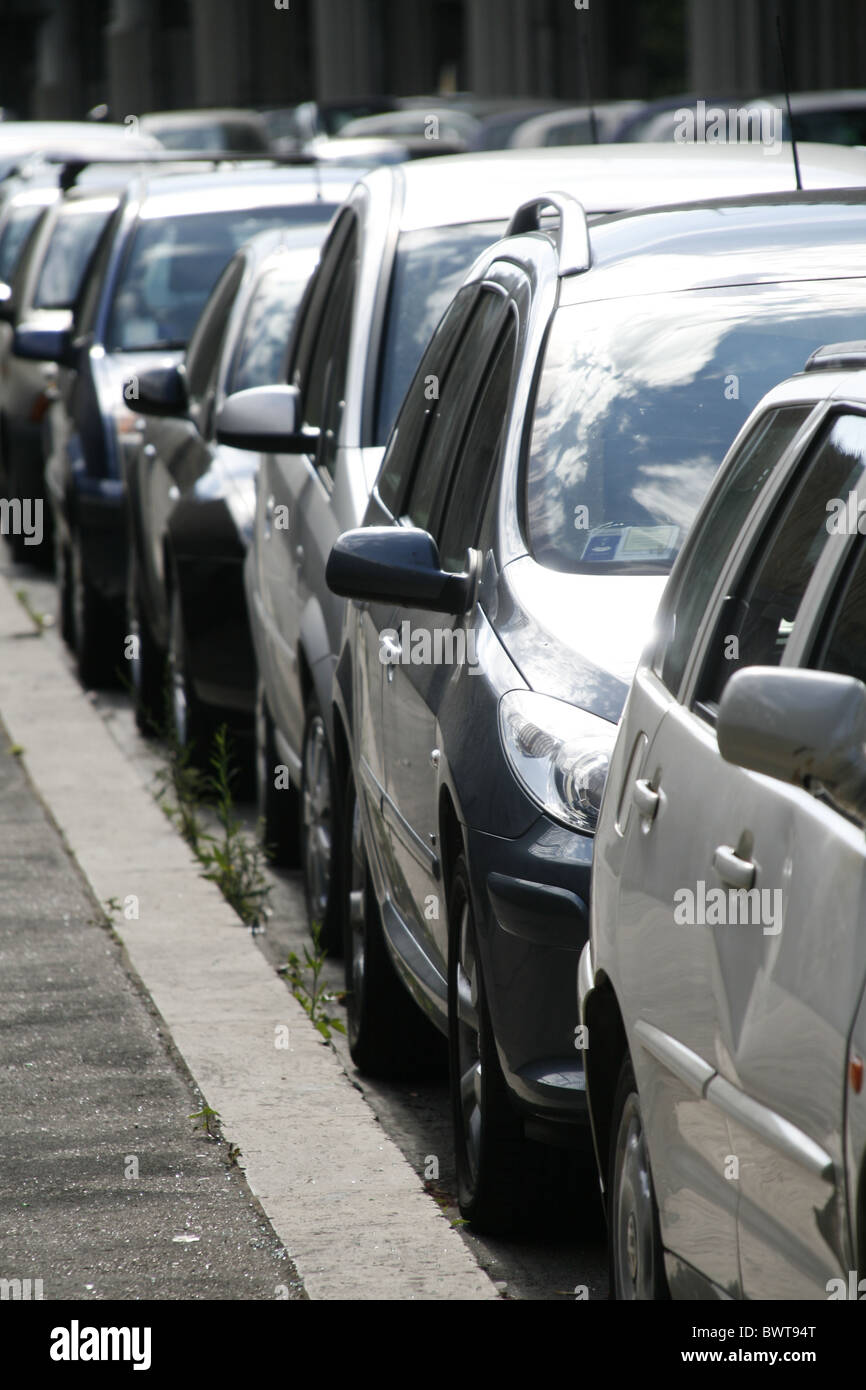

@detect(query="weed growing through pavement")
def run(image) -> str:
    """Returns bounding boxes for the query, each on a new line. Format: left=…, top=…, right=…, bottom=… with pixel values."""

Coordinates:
left=282, top=919, right=346, bottom=1041
left=14, top=587, right=48, bottom=633
left=198, top=725, right=270, bottom=931
left=189, top=1103, right=222, bottom=1139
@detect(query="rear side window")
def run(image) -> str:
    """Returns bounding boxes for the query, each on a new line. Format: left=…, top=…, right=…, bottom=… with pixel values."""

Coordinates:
left=0, top=204, right=45, bottom=282
left=656, top=405, right=811, bottom=694
left=695, top=412, right=866, bottom=710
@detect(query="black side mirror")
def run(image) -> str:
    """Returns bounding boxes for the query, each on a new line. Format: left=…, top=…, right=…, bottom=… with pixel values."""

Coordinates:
left=131, top=364, right=189, bottom=418
left=13, top=322, right=76, bottom=366
left=326, top=526, right=476, bottom=615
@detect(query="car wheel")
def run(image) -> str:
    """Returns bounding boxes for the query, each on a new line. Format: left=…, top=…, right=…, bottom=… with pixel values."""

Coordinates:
left=608, top=1055, right=669, bottom=1300
left=168, top=581, right=212, bottom=765
left=301, top=692, right=341, bottom=954
left=342, top=767, right=444, bottom=1077
left=255, top=679, right=300, bottom=867
left=128, top=555, right=164, bottom=735
left=71, top=527, right=115, bottom=688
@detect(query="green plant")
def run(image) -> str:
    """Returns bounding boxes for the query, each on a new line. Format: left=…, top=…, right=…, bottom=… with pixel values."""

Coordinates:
left=14, top=587, right=47, bottom=632
left=189, top=1103, right=221, bottom=1139
left=197, top=725, right=271, bottom=930
left=284, top=919, right=346, bottom=1041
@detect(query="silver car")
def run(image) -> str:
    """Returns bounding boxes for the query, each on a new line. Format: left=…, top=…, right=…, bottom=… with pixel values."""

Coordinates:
left=224, top=141, right=866, bottom=951
left=581, top=343, right=866, bottom=1299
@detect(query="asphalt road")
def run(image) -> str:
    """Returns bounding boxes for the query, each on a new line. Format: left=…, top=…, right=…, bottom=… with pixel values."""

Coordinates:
left=2, top=548, right=609, bottom=1300
left=0, top=709, right=304, bottom=1301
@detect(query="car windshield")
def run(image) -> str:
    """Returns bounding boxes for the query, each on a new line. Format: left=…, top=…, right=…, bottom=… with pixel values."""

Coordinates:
left=34, top=205, right=113, bottom=309
left=374, top=220, right=503, bottom=444
left=0, top=204, right=44, bottom=282
left=526, top=279, right=866, bottom=575
left=106, top=206, right=314, bottom=351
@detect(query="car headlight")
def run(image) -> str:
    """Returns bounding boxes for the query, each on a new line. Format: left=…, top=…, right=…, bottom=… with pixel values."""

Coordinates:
left=498, top=690, right=616, bottom=834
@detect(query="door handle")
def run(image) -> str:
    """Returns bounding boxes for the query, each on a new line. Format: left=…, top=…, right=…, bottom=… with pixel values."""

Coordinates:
left=713, top=844, right=756, bottom=891
left=633, top=778, right=659, bottom=821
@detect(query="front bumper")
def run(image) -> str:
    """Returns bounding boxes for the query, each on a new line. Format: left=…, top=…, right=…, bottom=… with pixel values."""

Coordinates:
left=465, top=814, right=593, bottom=1138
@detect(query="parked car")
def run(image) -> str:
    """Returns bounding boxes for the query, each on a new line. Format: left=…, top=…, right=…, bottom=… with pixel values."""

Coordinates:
left=326, top=188, right=866, bottom=1234
left=0, top=184, right=58, bottom=287
left=581, top=342, right=866, bottom=1299
left=139, top=109, right=273, bottom=156
left=225, top=142, right=858, bottom=956
left=0, top=121, right=160, bottom=183
left=124, top=223, right=332, bottom=754
left=0, top=183, right=122, bottom=561
left=508, top=102, right=642, bottom=147
left=15, top=163, right=351, bottom=687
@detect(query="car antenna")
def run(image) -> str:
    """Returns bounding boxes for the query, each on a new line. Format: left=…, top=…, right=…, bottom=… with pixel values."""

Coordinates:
left=776, top=13, right=802, bottom=190
left=580, top=33, right=600, bottom=146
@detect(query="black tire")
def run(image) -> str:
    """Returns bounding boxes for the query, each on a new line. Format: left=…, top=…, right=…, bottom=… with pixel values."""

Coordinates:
left=608, top=1055, right=669, bottom=1300
left=342, top=767, right=445, bottom=1078
left=255, top=679, right=300, bottom=867
left=167, top=580, right=213, bottom=768
left=128, top=554, right=165, bottom=734
left=71, top=526, right=116, bottom=688
left=301, top=691, right=341, bottom=955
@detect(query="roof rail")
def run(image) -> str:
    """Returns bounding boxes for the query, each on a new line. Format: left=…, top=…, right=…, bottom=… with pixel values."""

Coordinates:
left=55, top=149, right=316, bottom=192
left=505, top=191, right=590, bottom=276
left=804, top=341, right=866, bottom=373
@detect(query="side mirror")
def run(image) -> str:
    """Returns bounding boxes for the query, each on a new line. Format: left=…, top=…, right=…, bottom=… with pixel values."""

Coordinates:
left=134, top=364, right=189, bottom=418
left=326, top=526, right=475, bottom=615
left=215, top=384, right=317, bottom=453
left=0, top=281, right=14, bottom=322
left=717, top=666, right=866, bottom=817
left=13, top=321, right=75, bottom=366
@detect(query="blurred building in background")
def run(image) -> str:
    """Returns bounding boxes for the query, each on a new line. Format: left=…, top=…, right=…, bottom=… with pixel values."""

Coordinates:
left=0, top=0, right=863, bottom=121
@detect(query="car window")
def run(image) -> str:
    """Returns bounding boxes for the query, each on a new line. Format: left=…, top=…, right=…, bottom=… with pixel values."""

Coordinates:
left=655, top=405, right=811, bottom=694
left=185, top=257, right=245, bottom=437
left=376, top=285, right=477, bottom=517
left=810, top=432, right=866, bottom=687
left=695, top=412, right=866, bottom=712
left=298, top=219, right=357, bottom=479
left=0, top=203, right=45, bottom=282
left=33, top=204, right=114, bottom=310
left=403, top=287, right=507, bottom=537
left=525, top=282, right=866, bottom=577
left=106, top=205, right=304, bottom=351
left=228, top=252, right=318, bottom=396
left=373, top=220, right=504, bottom=446
left=438, top=314, right=517, bottom=573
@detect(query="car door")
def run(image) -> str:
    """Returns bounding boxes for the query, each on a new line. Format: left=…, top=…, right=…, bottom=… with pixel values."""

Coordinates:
left=606, top=403, right=813, bottom=1295
left=709, top=411, right=866, bottom=1298
left=261, top=210, right=357, bottom=765
left=382, top=282, right=513, bottom=998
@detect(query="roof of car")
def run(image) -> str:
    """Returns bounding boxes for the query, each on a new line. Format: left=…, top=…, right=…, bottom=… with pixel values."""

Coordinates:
left=140, top=109, right=268, bottom=128
left=127, top=164, right=357, bottom=217
left=388, top=142, right=866, bottom=231
left=556, top=189, right=866, bottom=303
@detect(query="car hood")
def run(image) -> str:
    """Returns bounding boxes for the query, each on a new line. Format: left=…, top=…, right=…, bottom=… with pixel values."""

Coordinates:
left=492, top=556, right=668, bottom=723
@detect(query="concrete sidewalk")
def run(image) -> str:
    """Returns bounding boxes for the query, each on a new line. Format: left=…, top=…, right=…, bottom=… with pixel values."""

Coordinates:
left=0, top=577, right=497, bottom=1300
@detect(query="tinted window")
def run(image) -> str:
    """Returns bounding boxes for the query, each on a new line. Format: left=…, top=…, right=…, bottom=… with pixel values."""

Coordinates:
left=438, top=316, right=517, bottom=572
left=697, top=412, right=866, bottom=708
left=526, top=281, right=866, bottom=576
left=33, top=205, right=113, bottom=309
left=404, top=288, right=506, bottom=537
left=656, top=406, right=811, bottom=694
left=185, top=258, right=245, bottom=406
left=815, top=534, right=866, bottom=686
left=374, top=220, right=503, bottom=445
left=376, top=285, right=476, bottom=517
left=301, top=221, right=357, bottom=479
left=0, top=204, right=44, bottom=281
left=106, top=206, right=310, bottom=351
